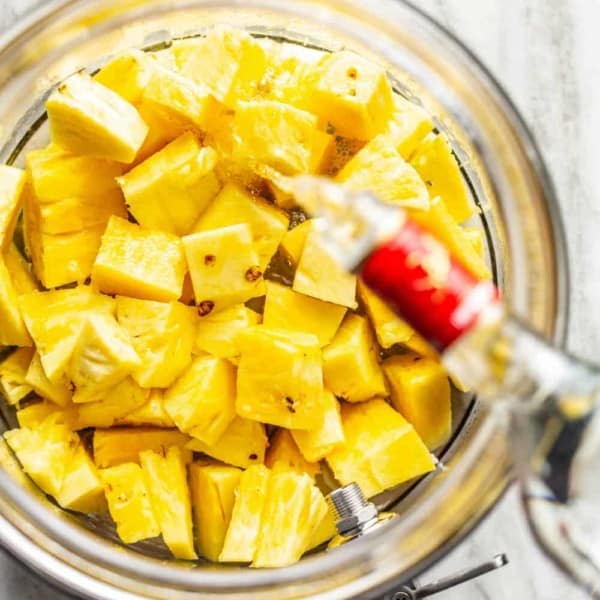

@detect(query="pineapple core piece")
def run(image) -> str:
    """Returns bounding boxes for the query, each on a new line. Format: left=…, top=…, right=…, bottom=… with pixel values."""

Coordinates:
left=357, top=279, right=414, bottom=349
left=265, top=429, right=320, bottom=479
left=164, top=354, right=236, bottom=446
left=93, top=427, right=191, bottom=468
left=25, top=352, right=72, bottom=407
left=252, top=470, right=314, bottom=568
left=186, top=416, right=267, bottom=469
left=292, top=390, right=345, bottom=463
left=293, top=230, right=357, bottom=309
left=116, top=297, right=196, bottom=388
left=410, top=132, right=475, bottom=224
left=263, top=281, right=346, bottom=347
left=194, top=304, right=260, bottom=360
left=219, top=464, right=270, bottom=563
left=306, top=50, right=394, bottom=141
left=92, top=215, right=187, bottom=302
left=140, top=446, right=197, bottom=560
left=0, top=258, right=32, bottom=347
left=0, top=347, right=34, bottom=405
left=101, top=462, right=160, bottom=545
left=0, top=165, right=26, bottom=249
left=182, top=223, right=265, bottom=313
left=327, top=398, right=436, bottom=498
left=192, top=182, right=289, bottom=270
left=189, top=462, right=242, bottom=561
left=322, top=314, right=387, bottom=403
left=46, top=72, right=148, bottom=163
left=117, top=133, right=220, bottom=236
left=236, top=327, right=325, bottom=430
left=335, top=136, right=429, bottom=210
left=383, top=354, right=452, bottom=450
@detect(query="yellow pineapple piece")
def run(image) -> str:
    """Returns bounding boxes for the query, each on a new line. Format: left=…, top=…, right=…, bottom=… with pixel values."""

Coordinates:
left=463, top=226, right=486, bottom=260
left=3, top=244, right=38, bottom=295
left=306, top=51, right=394, bottom=141
left=302, top=485, right=330, bottom=552
left=133, top=101, right=181, bottom=164
left=164, top=354, right=236, bottom=445
left=263, top=281, right=346, bottom=347
left=92, top=215, right=187, bottom=302
left=0, top=258, right=32, bottom=347
left=186, top=416, right=267, bottom=468
left=0, top=165, right=26, bottom=249
left=194, top=304, right=260, bottom=360
left=192, top=182, right=289, bottom=270
left=25, top=352, right=71, bottom=407
left=67, top=312, right=140, bottom=403
left=189, top=462, right=242, bottom=561
left=17, top=402, right=59, bottom=429
left=409, top=196, right=490, bottom=280
left=46, top=72, right=148, bottom=163
left=219, top=464, right=270, bottom=563
left=265, top=429, right=320, bottom=479
left=322, top=314, right=387, bottom=403
left=116, top=297, right=196, bottom=388
left=383, top=354, right=451, bottom=449
left=182, top=223, right=265, bottom=313
left=100, top=462, right=160, bottom=544
left=307, top=505, right=337, bottom=551
left=93, top=427, right=191, bottom=468
left=94, top=49, right=154, bottom=104
left=292, top=390, right=345, bottom=462
left=357, top=279, right=413, bottom=348
left=0, top=347, right=34, bottom=405
left=280, top=218, right=315, bottom=265
left=117, top=133, right=220, bottom=236
left=140, top=446, right=197, bottom=560
left=232, top=100, right=330, bottom=175
left=178, top=27, right=268, bottom=108
left=403, top=331, right=440, bottom=360
left=117, top=389, right=175, bottom=428
left=335, top=135, right=429, bottom=210
left=237, top=327, right=324, bottom=430
left=252, top=470, right=313, bottom=567
left=293, top=230, right=357, bottom=309
left=410, top=132, right=475, bottom=223
left=327, top=398, right=436, bottom=498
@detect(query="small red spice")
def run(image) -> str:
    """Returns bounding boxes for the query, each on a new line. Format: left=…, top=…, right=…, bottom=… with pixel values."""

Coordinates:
left=204, top=254, right=216, bottom=266
left=197, top=300, right=215, bottom=316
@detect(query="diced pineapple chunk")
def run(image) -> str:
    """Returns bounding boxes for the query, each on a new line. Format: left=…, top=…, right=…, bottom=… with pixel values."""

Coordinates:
left=182, top=223, right=265, bottom=313
left=140, top=446, right=197, bottom=560
left=409, top=196, right=490, bottom=280
left=0, top=347, right=34, bottom=405
left=335, top=136, right=429, bottom=210
left=293, top=230, right=357, bottom=309
left=17, top=402, right=60, bottom=429
left=100, top=462, right=160, bottom=544
left=92, top=215, right=187, bottom=302
left=116, top=297, right=196, bottom=388
left=67, top=312, right=140, bottom=403
left=265, top=429, right=320, bottom=478
left=327, top=398, right=435, bottom=498
left=280, top=218, right=315, bottom=265
left=410, top=133, right=475, bottom=223
left=0, top=258, right=32, bottom=347
left=117, top=133, right=220, bottom=236
left=307, top=505, right=337, bottom=551
left=25, top=352, right=71, bottom=407
left=403, top=331, right=441, bottom=361
left=306, top=51, right=394, bottom=141
left=93, top=427, right=191, bottom=468
left=189, top=462, right=242, bottom=561
left=463, top=226, right=486, bottom=260
left=94, top=50, right=154, bottom=104
left=302, top=485, right=330, bottom=552
left=292, top=390, right=345, bottom=462
left=236, top=327, right=324, bottom=429
left=252, top=470, right=313, bottom=567
left=232, top=100, right=329, bottom=175
left=117, top=389, right=175, bottom=428
left=46, top=73, right=148, bottom=163
left=194, top=304, right=260, bottom=360
left=178, top=27, right=268, bottom=108
left=322, top=314, right=387, bottom=403
left=219, top=464, right=270, bottom=563
left=0, top=165, right=26, bottom=249
left=192, top=182, right=289, bottom=270
left=383, top=354, right=451, bottom=449
left=357, top=279, right=413, bottom=349
left=3, top=244, right=38, bottom=295
left=263, top=281, right=346, bottom=347
left=186, top=416, right=267, bottom=469
left=164, top=354, right=236, bottom=445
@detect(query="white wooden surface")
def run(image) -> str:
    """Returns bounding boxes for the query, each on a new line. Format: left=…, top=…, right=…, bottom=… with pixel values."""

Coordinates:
left=0, top=0, right=597, bottom=598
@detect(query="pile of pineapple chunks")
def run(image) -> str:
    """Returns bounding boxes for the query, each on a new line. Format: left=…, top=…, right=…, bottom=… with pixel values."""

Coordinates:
left=0, top=27, right=490, bottom=567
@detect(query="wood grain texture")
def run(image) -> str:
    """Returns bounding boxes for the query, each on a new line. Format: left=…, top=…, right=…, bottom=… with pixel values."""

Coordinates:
left=0, top=0, right=596, bottom=598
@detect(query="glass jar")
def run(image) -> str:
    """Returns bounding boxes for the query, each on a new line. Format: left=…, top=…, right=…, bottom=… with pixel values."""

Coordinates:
left=0, top=1, right=568, bottom=598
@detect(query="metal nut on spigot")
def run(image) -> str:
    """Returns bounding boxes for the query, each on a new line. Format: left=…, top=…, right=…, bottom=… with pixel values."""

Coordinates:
left=335, top=503, right=378, bottom=536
